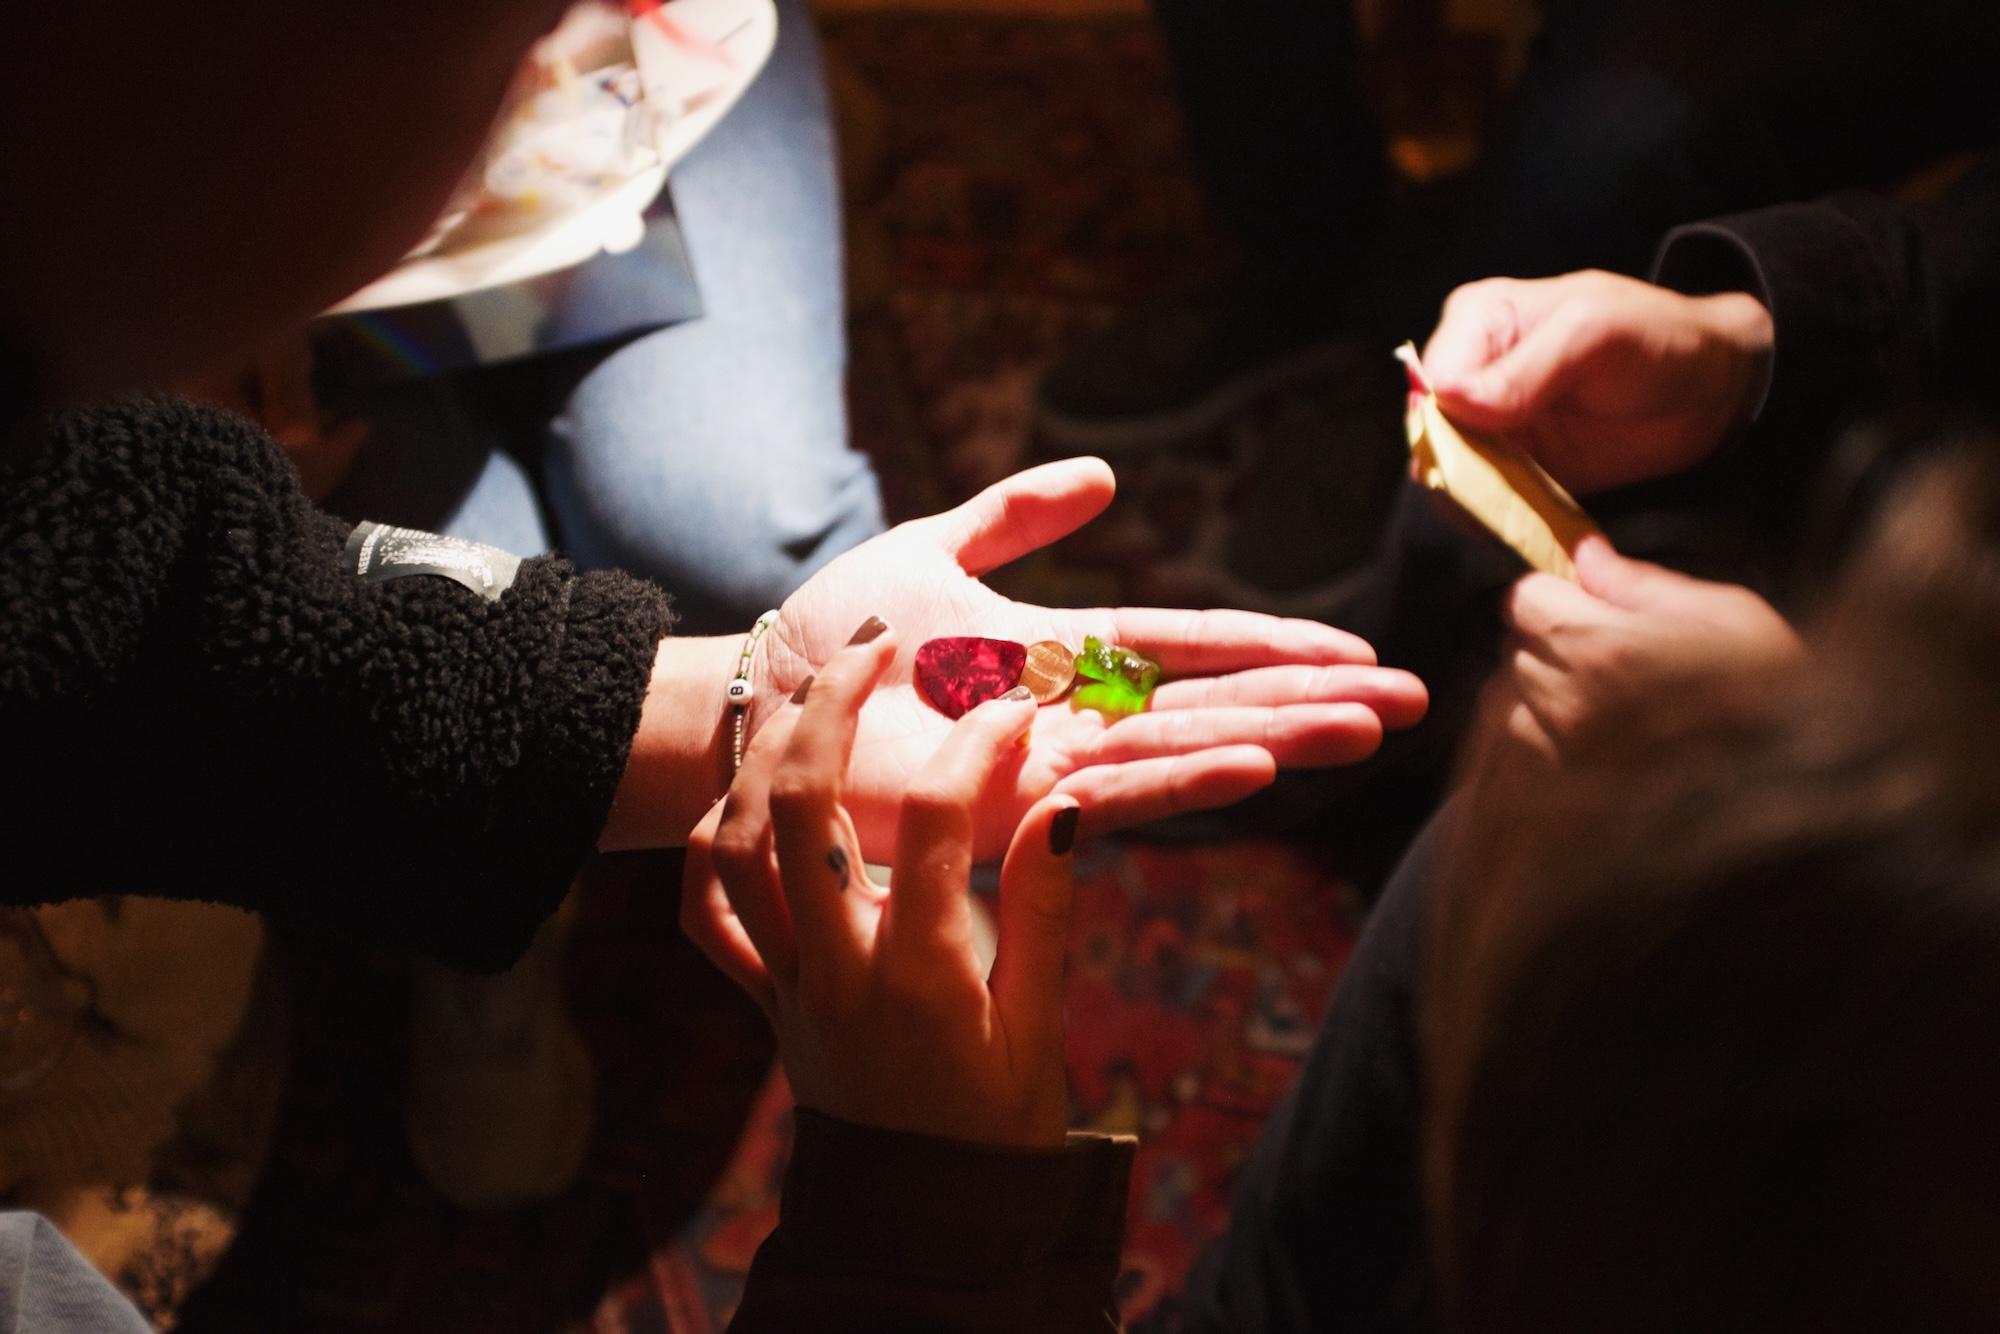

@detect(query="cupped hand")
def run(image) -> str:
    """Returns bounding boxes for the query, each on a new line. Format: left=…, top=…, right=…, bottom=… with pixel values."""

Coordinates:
left=745, top=458, right=1428, bottom=861
left=1497, top=535, right=1802, bottom=757
left=684, top=625, right=1090, bottom=1149
left=1421, top=270, right=1773, bottom=494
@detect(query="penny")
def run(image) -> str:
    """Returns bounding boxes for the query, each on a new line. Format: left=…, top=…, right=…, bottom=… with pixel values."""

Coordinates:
left=1021, top=640, right=1078, bottom=704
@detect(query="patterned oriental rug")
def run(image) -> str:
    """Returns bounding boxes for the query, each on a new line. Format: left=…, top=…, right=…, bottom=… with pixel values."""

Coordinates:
left=835, top=13, right=1407, bottom=616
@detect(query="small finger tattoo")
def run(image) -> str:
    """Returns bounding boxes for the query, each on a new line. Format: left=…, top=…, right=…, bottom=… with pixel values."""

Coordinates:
left=827, top=845, right=852, bottom=889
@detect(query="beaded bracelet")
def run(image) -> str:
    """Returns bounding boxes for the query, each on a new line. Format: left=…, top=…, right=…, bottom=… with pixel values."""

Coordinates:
left=728, top=609, right=782, bottom=775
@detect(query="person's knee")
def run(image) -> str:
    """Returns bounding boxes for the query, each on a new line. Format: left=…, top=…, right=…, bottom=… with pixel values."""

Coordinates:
left=546, top=395, right=881, bottom=621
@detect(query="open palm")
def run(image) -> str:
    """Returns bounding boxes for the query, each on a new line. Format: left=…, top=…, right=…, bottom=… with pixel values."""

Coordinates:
left=747, top=458, right=1428, bottom=860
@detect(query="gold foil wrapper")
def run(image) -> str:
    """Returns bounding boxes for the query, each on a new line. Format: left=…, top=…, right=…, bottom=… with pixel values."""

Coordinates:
left=1397, top=341, right=1600, bottom=581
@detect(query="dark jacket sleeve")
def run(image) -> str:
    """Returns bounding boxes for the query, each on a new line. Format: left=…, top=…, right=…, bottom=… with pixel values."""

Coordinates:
left=731, top=1109, right=1134, bottom=1334
left=0, top=396, right=673, bottom=970
left=1650, top=154, right=2000, bottom=540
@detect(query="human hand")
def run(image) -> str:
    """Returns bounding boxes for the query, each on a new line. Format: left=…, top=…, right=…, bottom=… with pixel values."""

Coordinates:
left=685, top=625, right=1080, bottom=1149
left=1497, top=536, right=1801, bottom=758
left=1421, top=270, right=1773, bottom=494
left=744, top=458, right=1429, bottom=861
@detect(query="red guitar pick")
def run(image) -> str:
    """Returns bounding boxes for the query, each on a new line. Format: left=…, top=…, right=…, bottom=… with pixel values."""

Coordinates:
left=914, top=637, right=1027, bottom=719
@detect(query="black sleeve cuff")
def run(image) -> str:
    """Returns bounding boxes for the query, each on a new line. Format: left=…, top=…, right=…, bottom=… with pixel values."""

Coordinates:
left=1652, top=201, right=1902, bottom=442
left=779, top=1108, right=1132, bottom=1278
left=458, top=561, right=672, bottom=969
left=731, top=1109, right=1134, bottom=1333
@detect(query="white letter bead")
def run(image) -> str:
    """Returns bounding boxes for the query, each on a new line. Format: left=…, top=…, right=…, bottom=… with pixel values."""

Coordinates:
left=726, top=678, right=753, bottom=704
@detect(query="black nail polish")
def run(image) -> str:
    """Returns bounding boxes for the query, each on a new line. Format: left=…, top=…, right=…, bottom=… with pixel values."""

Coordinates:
left=790, top=675, right=815, bottom=704
left=1000, top=685, right=1034, bottom=703
left=848, top=616, right=889, bottom=645
left=1048, top=804, right=1081, bottom=856
left=827, top=845, right=851, bottom=889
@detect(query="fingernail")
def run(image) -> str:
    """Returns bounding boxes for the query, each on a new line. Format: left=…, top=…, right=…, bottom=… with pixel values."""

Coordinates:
left=848, top=616, right=889, bottom=646
left=790, top=674, right=815, bottom=704
left=1000, top=685, right=1034, bottom=703
left=1048, top=803, right=1081, bottom=856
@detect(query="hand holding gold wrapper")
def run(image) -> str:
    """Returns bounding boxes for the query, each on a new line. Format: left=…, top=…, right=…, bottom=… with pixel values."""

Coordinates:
left=1396, top=342, right=1601, bottom=581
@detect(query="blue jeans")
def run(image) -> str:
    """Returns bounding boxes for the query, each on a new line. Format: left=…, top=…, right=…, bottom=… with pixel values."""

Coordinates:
left=544, top=0, right=882, bottom=634
left=326, top=0, right=881, bottom=634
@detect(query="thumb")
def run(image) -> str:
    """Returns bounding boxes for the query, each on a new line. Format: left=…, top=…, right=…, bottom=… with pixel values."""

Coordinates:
left=1573, top=535, right=1715, bottom=615
left=919, top=457, right=1116, bottom=576
left=988, top=796, right=1081, bottom=1046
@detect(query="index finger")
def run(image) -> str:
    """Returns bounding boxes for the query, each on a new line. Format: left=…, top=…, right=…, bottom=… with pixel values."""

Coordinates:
left=709, top=701, right=807, bottom=987
left=1085, top=608, right=1379, bottom=674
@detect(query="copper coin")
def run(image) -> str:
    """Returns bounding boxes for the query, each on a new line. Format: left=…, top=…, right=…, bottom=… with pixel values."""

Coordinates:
left=1021, top=640, right=1078, bottom=704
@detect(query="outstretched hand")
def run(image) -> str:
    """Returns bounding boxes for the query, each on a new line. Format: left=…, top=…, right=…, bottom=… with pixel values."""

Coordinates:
left=743, top=458, right=1428, bottom=861
left=1421, top=270, right=1773, bottom=494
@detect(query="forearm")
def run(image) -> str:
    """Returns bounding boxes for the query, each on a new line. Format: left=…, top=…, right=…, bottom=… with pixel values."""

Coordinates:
left=600, top=634, right=740, bottom=851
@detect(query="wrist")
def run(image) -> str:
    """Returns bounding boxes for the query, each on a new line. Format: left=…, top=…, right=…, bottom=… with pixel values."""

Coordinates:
left=600, top=634, right=740, bottom=851
left=1695, top=290, right=1775, bottom=426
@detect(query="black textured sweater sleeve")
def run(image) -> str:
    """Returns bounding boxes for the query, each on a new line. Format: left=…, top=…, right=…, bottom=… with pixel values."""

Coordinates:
left=0, top=397, right=673, bottom=970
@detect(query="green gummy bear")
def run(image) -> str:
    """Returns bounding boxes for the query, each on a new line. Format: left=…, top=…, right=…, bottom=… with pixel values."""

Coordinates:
left=1076, top=636, right=1161, bottom=696
left=1073, top=681, right=1149, bottom=717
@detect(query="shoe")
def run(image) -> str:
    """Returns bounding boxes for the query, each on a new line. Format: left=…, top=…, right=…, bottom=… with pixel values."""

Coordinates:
left=1034, top=266, right=1362, bottom=453
left=406, top=896, right=595, bottom=1211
